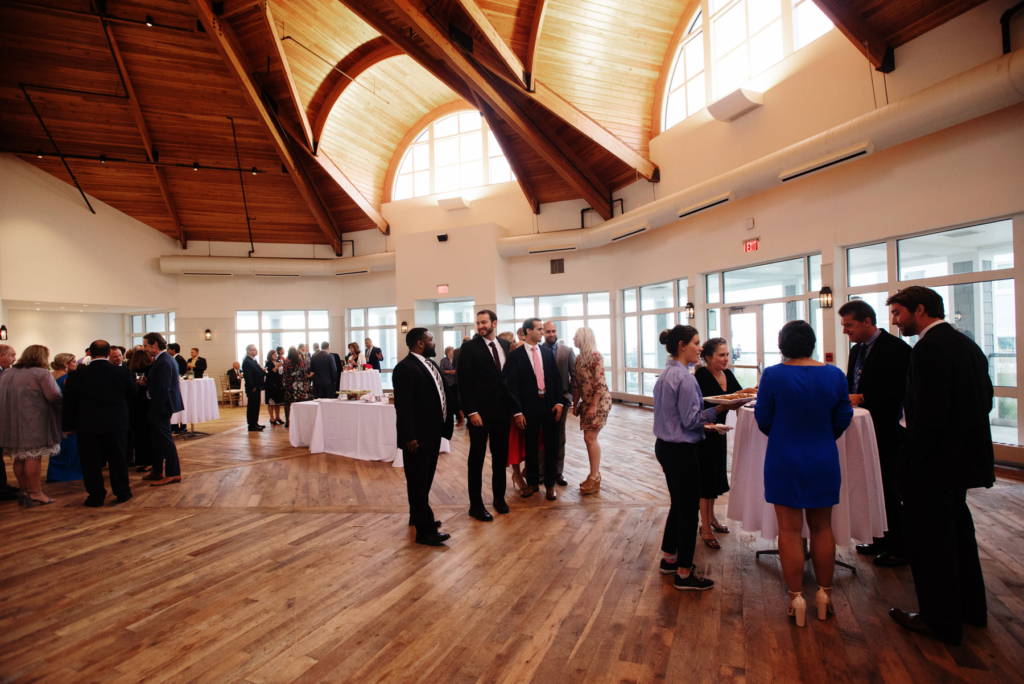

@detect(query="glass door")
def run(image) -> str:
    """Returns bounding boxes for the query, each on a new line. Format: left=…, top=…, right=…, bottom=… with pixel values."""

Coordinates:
left=442, top=325, right=474, bottom=354
left=726, top=307, right=761, bottom=388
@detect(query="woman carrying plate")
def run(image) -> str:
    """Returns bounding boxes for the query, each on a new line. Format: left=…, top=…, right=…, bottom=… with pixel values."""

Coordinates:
left=694, top=338, right=745, bottom=549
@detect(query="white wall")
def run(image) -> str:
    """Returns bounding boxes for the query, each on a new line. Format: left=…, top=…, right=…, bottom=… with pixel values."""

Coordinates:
left=6, top=310, right=125, bottom=360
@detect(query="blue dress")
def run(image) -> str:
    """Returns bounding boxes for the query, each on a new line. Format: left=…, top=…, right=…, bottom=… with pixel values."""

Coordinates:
left=754, top=364, right=853, bottom=509
left=46, top=374, right=83, bottom=482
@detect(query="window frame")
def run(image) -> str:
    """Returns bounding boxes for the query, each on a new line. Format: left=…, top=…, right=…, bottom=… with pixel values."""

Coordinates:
left=346, top=306, right=399, bottom=389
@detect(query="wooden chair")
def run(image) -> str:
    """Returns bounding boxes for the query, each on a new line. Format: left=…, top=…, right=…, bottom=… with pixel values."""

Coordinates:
left=220, top=373, right=243, bottom=406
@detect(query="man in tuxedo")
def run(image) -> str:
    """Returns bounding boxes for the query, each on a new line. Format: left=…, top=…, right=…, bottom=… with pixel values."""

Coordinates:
left=62, top=340, right=138, bottom=506
left=394, top=328, right=454, bottom=546
left=839, top=300, right=912, bottom=567
left=241, top=344, right=266, bottom=431
left=364, top=338, right=383, bottom=371
left=0, top=344, right=20, bottom=500
left=139, top=332, right=184, bottom=486
left=505, top=318, right=567, bottom=501
left=542, top=321, right=576, bottom=487
left=457, top=311, right=513, bottom=520
left=227, top=361, right=242, bottom=390
left=886, top=286, right=994, bottom=645
left=310, top=341, right=338, bottom=399
left=187, top=348, right=208, bottom=378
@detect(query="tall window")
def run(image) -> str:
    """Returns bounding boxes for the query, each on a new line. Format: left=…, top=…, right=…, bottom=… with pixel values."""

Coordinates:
left=347, top=306, right=398, bottom=389
left=846, top=219, right=1018, bottom=445
left=235, top=310, right=329, bottom=367
left=514, top=292, right=612, bottom=383
left=393, top=110, right=516, bottom=200
left=622, top=279, right=691, bottom=396
left=130, top=311, right=174, bottom=348
left=662, top=0, right=833, bottom=129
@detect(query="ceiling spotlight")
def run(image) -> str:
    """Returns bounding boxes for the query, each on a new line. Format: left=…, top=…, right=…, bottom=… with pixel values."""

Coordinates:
left=35, top=149, right=43, bottom=158
left=145, top=15, right=154, bottom=27
left=100, top=154, right=106, bottom=164
left=251, top=167, right=257, bottom=175
left=193, top=161, right=199, bottom=171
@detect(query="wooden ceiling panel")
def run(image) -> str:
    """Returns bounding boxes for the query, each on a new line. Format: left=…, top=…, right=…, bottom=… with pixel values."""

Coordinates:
left=319, top=55, right=458, bottom=207
left=849, top=0, right=990, bottom=47
left=477, top=0, right=540, bottom=65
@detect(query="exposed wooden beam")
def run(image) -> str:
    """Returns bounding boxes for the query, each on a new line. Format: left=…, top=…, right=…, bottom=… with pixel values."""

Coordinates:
left=260, top=0, right=315, bottom=150
left=102, top=22, right=187, bottom=247
left=453, top=0, right=528, bottom=88
left=308, top=149, right=389, bottom=234
left=479, top=103, right=539, bottom=214
left=216, top=0, right=259, bottom=20
left=312, top=38, right=403, bottom=147
left=370, top=0, right=612, bottom=219
left=812, top=0, right=894, bottom=72
left=189, top=0, right=343, bottom=254
left=524, top=0, right=548, bottom=86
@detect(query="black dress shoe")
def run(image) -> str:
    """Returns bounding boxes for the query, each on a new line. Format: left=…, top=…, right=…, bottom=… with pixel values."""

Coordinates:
left=469, top=508, right=493, bottom=522
left=247, top=426, right=263, bottom=432
left=857, top=541, right=886, bottom=556
left=521, top=485, right=538, bottom=498
left=889, top=609, right=961, bottom=645
left=83, top=498, right=105, bottom=508
left=0, top=485, right=19, bottom=501
left=556, top=475, right=568, bottom=486
left=415, top=532, right=451, bottom=546
left=873, top=550, right=910, bottom=567
left=408, top=518, right=442, bottom=528
left=493, top=500, right=510, bottom=515
left=113, top=493, right=133, bottom=504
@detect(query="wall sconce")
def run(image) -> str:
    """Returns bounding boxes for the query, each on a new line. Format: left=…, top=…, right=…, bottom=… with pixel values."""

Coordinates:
left=204, top=329, right=212, bottom=340
left=0, top=325, right=7, bottom=341
left=819, top=286, right=833, bottom=309
left=684, top=302, right=695, bottom=320
left=401, top=321, right=409, bottom=334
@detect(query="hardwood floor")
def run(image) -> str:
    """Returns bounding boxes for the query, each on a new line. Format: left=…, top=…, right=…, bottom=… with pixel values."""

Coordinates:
left=2, top=404, right=1023, bottom=683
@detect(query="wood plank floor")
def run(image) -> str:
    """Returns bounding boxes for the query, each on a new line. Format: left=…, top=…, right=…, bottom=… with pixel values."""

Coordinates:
left=2, top=404, right=1023, bottom=683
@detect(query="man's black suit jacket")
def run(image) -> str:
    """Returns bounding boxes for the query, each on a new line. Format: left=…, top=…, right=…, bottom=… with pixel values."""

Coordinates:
left=365, top=346, right=383, bottom=370
left=191, top=356, right=208, bottom=378
left=504, top=343, right=566, bottom=420
left=227, top=368, right=242, bottom=389
left=242, top=355, right=266, bottom=392
left=310, top=350, right=338, bottom=388
left=330, top=353, right=344, bottom=385
left=61, top=359, right=138, bottom=435
left=846, top=329, right=911, bottom=451
left=903, top=322, right=995, bottom=491
left=457, top=335, right=511, bottom=422
left=173, top=354, right=187, bottom=375
left=393, top=354, right=454, bottom=447
left=148, top=352, right=184, bottom=416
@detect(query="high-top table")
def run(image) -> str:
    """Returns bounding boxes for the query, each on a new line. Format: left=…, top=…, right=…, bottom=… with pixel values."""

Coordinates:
left=171, top=377, right=220, bottom=436
left=726, top=405, right=887, bottom=545
left=338, top=370, right=383, bottom=396
left=289, top=398, right=450, bottom=467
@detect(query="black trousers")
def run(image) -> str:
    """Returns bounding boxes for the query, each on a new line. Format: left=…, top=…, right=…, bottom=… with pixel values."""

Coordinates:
left=467, top=409, right=510, bottom=509
left=246, top=389, right=262, bottom=427
left=149, top=412, right=180, bottom=478
left=79, top=431, right=130, bottom=500
left=903, top=481, right=987, bottom=643
left=314, top=384, right=334, bottom=400
left=539, top=399, right=568, bottom=479
left=404, top=436, right=441, bottom=536
left=655, top=439, right=701, bottom=569
left=524, top=408, right=561, bottom=488
left=877, top=434, right=906, bottom=552
left=132, top=420, right=152, bottom=467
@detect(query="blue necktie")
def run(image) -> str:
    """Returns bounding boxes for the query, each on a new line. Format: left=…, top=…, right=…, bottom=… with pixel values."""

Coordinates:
left=852, top=344, right=865, bottom=393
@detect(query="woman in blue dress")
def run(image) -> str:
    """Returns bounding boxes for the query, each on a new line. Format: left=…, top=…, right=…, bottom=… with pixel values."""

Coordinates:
left=46, top=353, right=83, bottom=482
left=754, top=321, right=853, bottom=626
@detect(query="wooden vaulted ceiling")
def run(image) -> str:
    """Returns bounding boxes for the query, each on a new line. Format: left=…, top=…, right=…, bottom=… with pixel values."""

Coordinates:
left=0, top=0, right=995, bottom=252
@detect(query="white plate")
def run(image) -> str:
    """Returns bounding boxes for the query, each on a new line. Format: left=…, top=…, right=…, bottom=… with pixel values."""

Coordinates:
left=704, top=395, right=756, bottom=406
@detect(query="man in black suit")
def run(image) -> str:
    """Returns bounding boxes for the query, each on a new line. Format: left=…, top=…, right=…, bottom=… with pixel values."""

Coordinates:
left=329, top=346, right=344, bottom=394
left=310, top=341, right=338, bottom=399
left=394, top=328, right=454, bottom=546
left=139, top=332, right=184, bottom=486
left=505, top=318, right=567, bottom=501
left=227, top=362, right=242, bottom=390
left=0, top=344, right=20, bottom=500
left=62, top=339, right=138, bottom=506
left=241, top=344, right=266, bottom=432
left=167, top=343, right=188, bottom=433
left=886, top=286, right=994, bottom=646
left=457, top=311, right=512, bottom=520
left=364, top=338, right=383, bottom=371
left=187, top=348, right=208, bottom=378
left=839, top=299, right=912, bottom=567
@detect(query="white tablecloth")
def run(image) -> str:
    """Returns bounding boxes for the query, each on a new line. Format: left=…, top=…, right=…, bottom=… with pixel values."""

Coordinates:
left=288, top=398, right=449, bottom=467
left=171, top=377, right=221, bottom=425
left=338, top=370, right=383, bottom=396
left=726, top=406, right=886, bottom=544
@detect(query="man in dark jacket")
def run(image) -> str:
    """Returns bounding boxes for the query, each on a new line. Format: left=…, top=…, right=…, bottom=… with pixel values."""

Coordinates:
left=887, top=286, right=995, bottom=646
left=139, top=332, right=184, bottom=486
left=310, top=342, right=338, bottom=399
left=242, top=344, right=266, bottom=432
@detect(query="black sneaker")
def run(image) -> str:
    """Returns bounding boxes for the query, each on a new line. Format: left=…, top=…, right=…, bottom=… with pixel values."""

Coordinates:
left=659, top=558, right=678, bottom=575
left=674, top=567, right=714, bottom=591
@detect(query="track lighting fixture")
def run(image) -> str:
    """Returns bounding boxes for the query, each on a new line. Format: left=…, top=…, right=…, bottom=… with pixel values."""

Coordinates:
left=100, top=154, right=106, bottom=164
left=193, top=161, right=199, bottom=171
left=251, top=167, right=257, bottom=175
left=35, top=149, right=43, bottom=158
left=145, top=15, right=154, bottom=27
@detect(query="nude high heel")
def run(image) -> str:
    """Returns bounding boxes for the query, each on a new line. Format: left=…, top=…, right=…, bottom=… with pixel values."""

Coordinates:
left=816, top=586, right=833, bottom=621
left=788, top=591, right=806, bottom=627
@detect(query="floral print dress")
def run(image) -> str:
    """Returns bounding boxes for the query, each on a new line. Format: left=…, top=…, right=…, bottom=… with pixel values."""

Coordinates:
left=283, top=360, right=311, bottom=404
left=576, top=351, right=611, bottom=430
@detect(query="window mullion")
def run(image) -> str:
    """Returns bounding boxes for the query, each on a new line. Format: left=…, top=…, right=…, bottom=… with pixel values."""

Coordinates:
left=781, top=0, right=794, bottom=55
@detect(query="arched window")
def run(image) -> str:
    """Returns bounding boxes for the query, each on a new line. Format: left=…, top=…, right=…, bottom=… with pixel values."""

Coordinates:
left=662, top=0, right=833, bottom=131
left=393, top=110, right=516, bottom=200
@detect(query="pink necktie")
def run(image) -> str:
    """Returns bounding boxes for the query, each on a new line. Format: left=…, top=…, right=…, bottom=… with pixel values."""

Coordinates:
left=530, top=345, right=545, bottom=393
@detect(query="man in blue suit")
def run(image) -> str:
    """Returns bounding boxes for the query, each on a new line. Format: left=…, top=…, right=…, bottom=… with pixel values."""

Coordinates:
left=242, top=344, right=266, bottom=431
left=139, top=332, right=184, bottom=486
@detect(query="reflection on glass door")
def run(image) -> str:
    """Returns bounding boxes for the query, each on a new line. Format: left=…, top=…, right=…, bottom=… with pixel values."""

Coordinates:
left=728, top=309, right=760, bottom=388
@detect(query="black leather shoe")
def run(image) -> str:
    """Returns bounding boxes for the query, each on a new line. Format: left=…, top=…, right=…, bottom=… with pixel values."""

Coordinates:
left=83, top=497, right=105, bottom=508
left=248, top=426, right=263, bottom=432
left=493, top=500, right=510, bottom=515
left=408, top=518, right=442, bottom=528
left=556, top=474, right=568, bottom=486
left=415, top=532, right=451, bottom=546
left=521, top=485, right=538, bottom=498
left=857, top=541, right=886, bottom=556
left=873, top=551, right=910, bottom=567
left=113, top=494, right=133, bottom=504
left=889, top=609, right=961, bottom=645
left=469, top=508, right=493, bottom=522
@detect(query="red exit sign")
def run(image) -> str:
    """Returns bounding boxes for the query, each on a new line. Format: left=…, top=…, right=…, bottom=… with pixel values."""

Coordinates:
left=743, top=238, right=759, bottom=253
left=437, top=284, right=449, bottom=294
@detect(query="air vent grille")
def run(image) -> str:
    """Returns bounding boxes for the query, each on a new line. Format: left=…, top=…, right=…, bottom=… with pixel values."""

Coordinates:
left=550, top=258, right=565, bottom=274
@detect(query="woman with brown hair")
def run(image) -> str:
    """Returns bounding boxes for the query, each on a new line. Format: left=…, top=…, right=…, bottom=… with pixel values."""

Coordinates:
left=0, top=345, right=63, bottom=506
